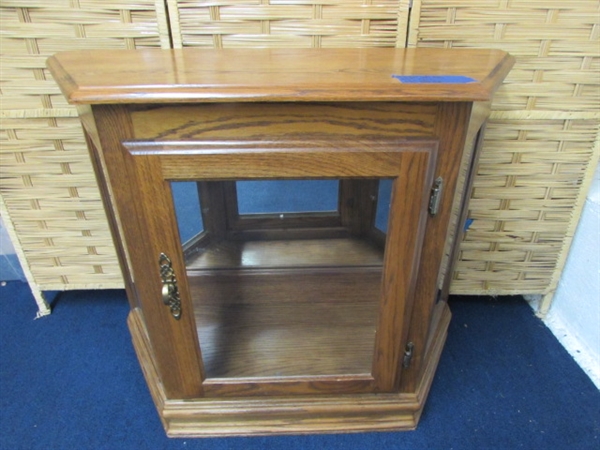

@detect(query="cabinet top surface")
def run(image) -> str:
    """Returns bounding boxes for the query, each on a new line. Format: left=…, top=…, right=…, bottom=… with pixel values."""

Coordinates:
left=48, top=48, right=513, bottom=105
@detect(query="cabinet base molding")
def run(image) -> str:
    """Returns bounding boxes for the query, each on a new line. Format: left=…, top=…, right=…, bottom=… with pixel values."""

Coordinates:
left=128, top=305, right=451, bottom=437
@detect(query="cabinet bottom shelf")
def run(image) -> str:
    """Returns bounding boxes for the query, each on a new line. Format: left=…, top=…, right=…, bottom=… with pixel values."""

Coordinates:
left=189, top=267, right=382, bottom=378
left=127, top=302, right=451, bottom=437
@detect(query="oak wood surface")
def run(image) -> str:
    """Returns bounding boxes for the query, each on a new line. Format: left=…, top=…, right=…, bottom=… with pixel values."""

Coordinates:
left=120, top=136, right=435, bottom=398
left=440, top=124, right=488, bottom=302
left=78, top=106, right=138, bottom=309
left=398, top=102, right=473, bottom=392
left=186, top=237, right=384, bottom=271
left=371, top=148, right=435, bottom=391
left=190, top=268, right=380, bottom=380
left=127, top=303, right=452, bottom=436
left=197, top=181, right=228, bottom=241
left=130, top=103, right=438, bottom=141
left=185, top=237, right=386, bottom=391
left=47, top=48, right=514, bottom=104
left=125, top=139, right=438, bottom=180
left=339, top=179, right=380, bottom=238
left=51, top=47, right=513, bottom=435
left=88, top=105, right=205, bottom=398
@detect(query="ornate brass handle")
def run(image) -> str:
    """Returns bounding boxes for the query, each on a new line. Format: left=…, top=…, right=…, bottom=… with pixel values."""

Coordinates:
left=158, top=253, right=182, bottom=320
left=161, top=283, right=176, bottom=305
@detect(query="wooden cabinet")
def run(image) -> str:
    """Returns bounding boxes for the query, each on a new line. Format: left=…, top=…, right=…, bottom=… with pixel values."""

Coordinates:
left=48, top=48, right=513, bottom=436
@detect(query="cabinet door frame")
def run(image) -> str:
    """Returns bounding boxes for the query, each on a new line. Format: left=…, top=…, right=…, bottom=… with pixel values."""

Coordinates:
left=120, top=138, right=437, bottom=397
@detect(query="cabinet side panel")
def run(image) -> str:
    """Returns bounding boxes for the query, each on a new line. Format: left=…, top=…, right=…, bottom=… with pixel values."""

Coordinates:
left=78, top=106, right=137, bottom=307
left=91, top=105, right=205, bottom=398
left=437, top=102, right=491, bottom=296
left=399, top=102, right=473, bottom=392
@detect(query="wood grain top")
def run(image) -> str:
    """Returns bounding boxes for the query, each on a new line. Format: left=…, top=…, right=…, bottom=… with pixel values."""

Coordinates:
left=47, top=48, right=514, bottom=104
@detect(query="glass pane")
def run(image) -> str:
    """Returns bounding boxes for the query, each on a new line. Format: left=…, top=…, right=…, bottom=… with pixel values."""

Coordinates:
left=172, top=179, right=392, bottom=379
left=171, top=182, right=203, bottom=243
left=237, top=180, right=338, bottom=214
left=375, top=179, right=393, bottom=233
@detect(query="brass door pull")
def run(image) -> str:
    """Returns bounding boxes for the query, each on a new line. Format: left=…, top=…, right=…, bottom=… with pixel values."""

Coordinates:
left=159, top=253, right=182, bottom=320
left=161, top=282, right=175, bottom=305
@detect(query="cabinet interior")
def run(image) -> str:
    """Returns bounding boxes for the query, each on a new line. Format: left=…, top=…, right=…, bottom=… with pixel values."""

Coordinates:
left=174, top=179, right=390, bottom=379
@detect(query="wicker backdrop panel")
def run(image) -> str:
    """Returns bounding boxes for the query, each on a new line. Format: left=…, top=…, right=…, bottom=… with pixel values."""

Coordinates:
left=457, top=118, right=599, bottom=294
left=409, top=0, right=600, bottom=300
left=2, top=0, right=598, bottom=304
left=0, top=0, right=170, bottom=289
left=0, top=117, right=123, bottom=287
left=410, top=0, right=599, bottom=113
left=1, top=0, right=171, bottom=114
left=168, top=0, right=410, bottom=48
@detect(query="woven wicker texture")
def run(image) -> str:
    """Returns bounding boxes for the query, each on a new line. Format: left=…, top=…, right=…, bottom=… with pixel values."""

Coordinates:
left=0, top=1, right=170, bottom=289
left=1, top=0, right=171, bottom=114
left=0, top=117, right=123, bottom=288
left=409, top=0, right=600, bottom=112
left=409, top=0, right=600, bottom=301
left=455, top=118, right=599, bottom=295
left=2, top=1, right=598, bottom=308
left=167, top=0, right=410, bottom=48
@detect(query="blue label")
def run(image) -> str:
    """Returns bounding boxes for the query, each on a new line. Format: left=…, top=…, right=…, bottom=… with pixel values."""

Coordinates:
left=464, top=218, right=474, bottom=232
left=393, top=75, right=476, bottom=84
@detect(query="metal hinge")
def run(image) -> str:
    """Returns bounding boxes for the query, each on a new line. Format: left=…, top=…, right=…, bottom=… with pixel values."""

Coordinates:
left=429, top=177, right=444, bottom=216
left=402, top=342, right=415, bottom=368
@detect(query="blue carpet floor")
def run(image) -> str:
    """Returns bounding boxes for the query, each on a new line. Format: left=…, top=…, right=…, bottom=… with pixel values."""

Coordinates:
left=1, top=280, right=598, bottom=449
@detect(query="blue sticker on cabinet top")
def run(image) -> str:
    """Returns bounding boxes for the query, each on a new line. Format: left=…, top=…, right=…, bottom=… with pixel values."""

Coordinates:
left=392, top=75, right=476, bottom=84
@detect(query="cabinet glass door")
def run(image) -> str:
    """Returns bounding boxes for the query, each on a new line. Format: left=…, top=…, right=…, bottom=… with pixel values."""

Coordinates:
left=126, top=138, right=436, bottom=395
left=172, top=178, right=388, bottom=379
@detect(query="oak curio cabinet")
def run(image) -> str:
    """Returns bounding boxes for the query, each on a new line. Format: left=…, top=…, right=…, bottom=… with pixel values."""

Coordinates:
left=48, top=48, right=513, bottom=437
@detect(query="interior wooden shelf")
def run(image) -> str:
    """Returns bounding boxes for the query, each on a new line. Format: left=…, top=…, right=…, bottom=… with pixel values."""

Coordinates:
left=185, top=237, right=385, bottom=378
left=190, top=269, right=381, bottom=379
left=185, top=236, right=385, bottom=271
